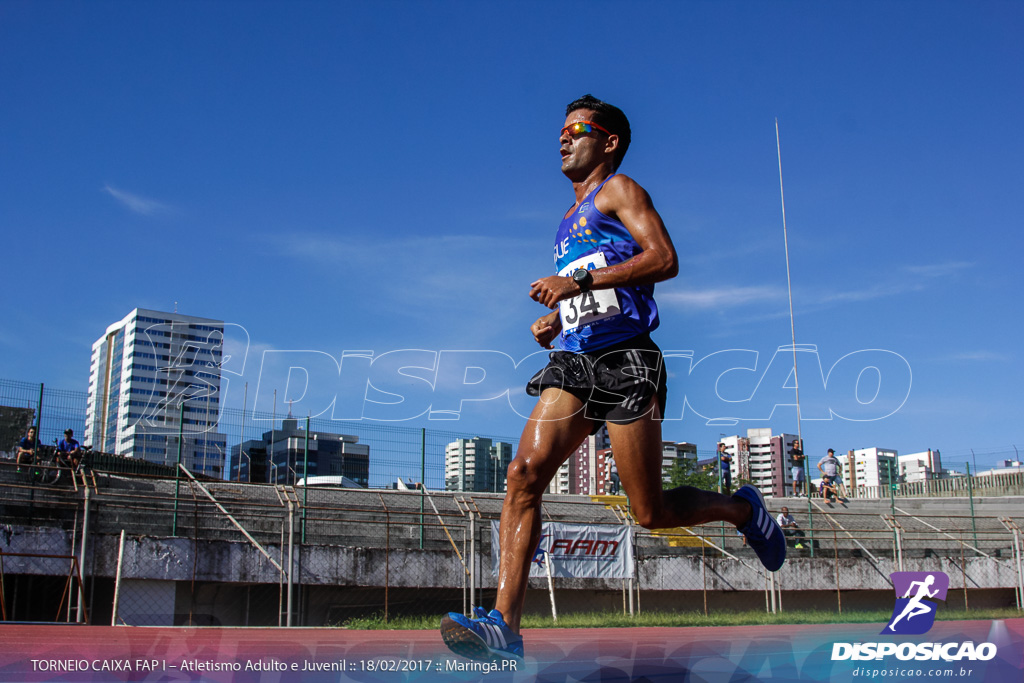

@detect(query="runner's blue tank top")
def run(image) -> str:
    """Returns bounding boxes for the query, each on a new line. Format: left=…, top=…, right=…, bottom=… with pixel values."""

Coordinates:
left=554, top=175, right=660, bottom=353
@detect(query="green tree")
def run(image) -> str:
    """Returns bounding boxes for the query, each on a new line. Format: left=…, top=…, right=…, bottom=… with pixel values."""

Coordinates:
left=664, top=456, right=719, bottom=491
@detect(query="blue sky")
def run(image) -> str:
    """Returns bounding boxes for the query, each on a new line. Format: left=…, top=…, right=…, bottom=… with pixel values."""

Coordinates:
left=2, top=1, right=1022, bottom=470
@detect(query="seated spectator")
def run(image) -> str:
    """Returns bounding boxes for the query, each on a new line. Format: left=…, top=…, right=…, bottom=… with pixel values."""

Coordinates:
left=820, top=475, right=838, bottom=503
left=775, top=506, right=806, bottom=548
left=57, top=428, right=83, bottom=471
left=818, top=448, right=846, bottom=500
left=16, top=426, right=39, bottom=472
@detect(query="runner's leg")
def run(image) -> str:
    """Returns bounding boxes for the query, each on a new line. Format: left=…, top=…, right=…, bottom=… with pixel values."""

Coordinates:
left=606, top=400, right=750, bottom=530
left=493, top=387, right=594, bottom=632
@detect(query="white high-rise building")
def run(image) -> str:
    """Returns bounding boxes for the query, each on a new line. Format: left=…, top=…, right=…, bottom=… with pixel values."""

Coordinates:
left=898, top=450, right=943, bottom=483
left=843, top=447, right=898, bottom=491
left=85, top=308, right=228, bottom=477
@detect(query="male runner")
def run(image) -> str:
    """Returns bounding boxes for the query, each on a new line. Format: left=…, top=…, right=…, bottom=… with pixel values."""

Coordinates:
left=440, top=95, right=785, bottom=661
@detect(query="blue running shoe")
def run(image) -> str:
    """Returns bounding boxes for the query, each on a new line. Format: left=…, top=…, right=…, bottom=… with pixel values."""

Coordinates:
left=734, top=484, right=786, bottom=571
left=440, top=607, right=524, bottom=661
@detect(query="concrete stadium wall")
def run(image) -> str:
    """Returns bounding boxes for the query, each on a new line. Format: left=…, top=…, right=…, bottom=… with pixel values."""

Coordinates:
left=4, top=524, right=1022, bottom=626
left=4, top=524, right=1021, bottom=593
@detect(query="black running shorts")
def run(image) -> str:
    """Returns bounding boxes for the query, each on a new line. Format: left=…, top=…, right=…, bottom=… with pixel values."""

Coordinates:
left=526, top=333, right=667, bottom=431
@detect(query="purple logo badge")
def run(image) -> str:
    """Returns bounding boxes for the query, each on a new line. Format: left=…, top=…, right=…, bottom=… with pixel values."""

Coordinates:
left=882, top=571, right=949, bottom=635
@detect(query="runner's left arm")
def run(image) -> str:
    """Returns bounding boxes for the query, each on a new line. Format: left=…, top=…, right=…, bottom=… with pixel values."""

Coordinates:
left=530, top=310, right=562, bottom=349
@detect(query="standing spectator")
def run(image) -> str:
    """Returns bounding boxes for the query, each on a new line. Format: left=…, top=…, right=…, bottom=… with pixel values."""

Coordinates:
left=718, top=442, right=733, bottom=494
left=818, top=448, right=845, bottom=501
left=789, top=438, right=805, bottom=497
left=57, top=428, right=83, bottom=471
left=16, top=426, right=39, bottom=473
left=606, top=457, right=621, bottom=495
left=776, top=506, right=806, bottom=548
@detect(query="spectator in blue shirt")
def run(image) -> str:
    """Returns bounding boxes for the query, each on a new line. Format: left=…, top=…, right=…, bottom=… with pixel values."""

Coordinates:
left=718, top=442, right=733, bottom=494
left=16, top=427, right=38, bottom=472
left=58, top=428, right=83, bottom=470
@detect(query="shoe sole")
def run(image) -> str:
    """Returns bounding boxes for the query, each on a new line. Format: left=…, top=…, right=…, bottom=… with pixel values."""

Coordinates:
left=440, top=616, right=503, bottom=662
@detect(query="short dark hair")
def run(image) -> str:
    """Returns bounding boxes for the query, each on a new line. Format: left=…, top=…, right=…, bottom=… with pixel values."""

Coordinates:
left=566, top=94, right=631, bottom=170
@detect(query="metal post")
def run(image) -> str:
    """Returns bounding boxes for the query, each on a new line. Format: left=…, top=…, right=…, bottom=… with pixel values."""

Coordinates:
left=269, top=390, right=276, bottom=483
left=806, top=474, right=815, bottom=558
left=895, top=525, right=904, bottom=572
left=35, top=383, right=44, bottom=454
left=77, top=486, right=91, bottom=623
left=172, top=402, right=184, bottom=536
left=379, top=494, right=390, bottom=623
left=545, top=551, right=557, bottom=621
left=302, top=416, right=309, bottom=543
left=625, top=517, right=635, bottom=616
left=966, top=461, right=978, bottom=550
left=888, top=460, right=896, bottom=514
left=1014, top=527, right=1024, bottom=611
left=959, top=529, right=969, bottom=611
left=701, top=540, right=708, bottom=617
left=999, top=518, right=1024, bottom=611
left=286, top=499, right=294, bottom=627
left=420, top=428, right=426, bottom=550
left=111, top=530, right=126, bottom=626
left=462, top=527, right=467, bottom=616
left=239, top=382, right=247, bottom=481
left=888, top=460, right=897, bottom=553
left=833, top=524, right=842, bottom=614
left=469, top=510, right=476, bottom=610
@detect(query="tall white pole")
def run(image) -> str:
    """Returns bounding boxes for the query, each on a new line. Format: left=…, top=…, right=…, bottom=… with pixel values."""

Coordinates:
left=776, top=120, right=803, bottom=454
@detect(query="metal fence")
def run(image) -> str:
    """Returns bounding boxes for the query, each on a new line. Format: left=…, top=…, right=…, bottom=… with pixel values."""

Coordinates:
left=0, top=377, right=524, bottom=491
left=2, top=462, right=1022, bottom=627
left=2, top=376, right=1023, bottom=627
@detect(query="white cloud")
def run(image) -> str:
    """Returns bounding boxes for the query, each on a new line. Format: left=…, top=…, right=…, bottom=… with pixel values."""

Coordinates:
left=939, top=351, right=1011, bottom=362
left=102, top=184, right=171, bottom=215
left=903, top=261, right=975, bottom=278
left=659, top=285, right=786, bottom=310
left=661, top=259, right=977, bottom=316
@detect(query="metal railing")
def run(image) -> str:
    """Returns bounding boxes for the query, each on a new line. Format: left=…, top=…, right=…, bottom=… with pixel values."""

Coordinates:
left=1, top=461, right=1022, bottom=627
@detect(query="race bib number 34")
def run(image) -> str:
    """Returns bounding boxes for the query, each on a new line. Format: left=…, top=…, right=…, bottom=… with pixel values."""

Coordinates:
left=558, top=253, right=622, bottom=332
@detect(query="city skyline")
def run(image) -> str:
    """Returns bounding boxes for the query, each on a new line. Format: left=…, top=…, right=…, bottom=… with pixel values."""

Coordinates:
left=2, top=2, right=1021, bottom=469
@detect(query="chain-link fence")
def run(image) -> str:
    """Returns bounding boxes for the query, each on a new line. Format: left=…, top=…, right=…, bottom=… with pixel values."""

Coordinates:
left=2, top=463, right=1023, bottom=627
left=2, top=377, right=1023, bottom=627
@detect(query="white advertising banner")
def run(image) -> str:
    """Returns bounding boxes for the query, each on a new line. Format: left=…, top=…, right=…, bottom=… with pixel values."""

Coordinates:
left=490, top=521, right=634, bottom=579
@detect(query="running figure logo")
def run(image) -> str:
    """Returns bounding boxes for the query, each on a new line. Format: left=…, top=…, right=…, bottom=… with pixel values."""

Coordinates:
left=882, top=571, right=949, bottom=635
